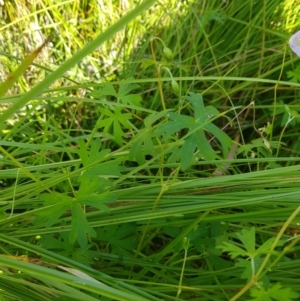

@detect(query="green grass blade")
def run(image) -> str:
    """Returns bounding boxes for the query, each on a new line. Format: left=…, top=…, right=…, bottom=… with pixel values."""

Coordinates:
left=0, top=255, right=151, bottom=301
left=0, top=37, right=51, bottom=97
left=0, top=0, right=156, bottom=130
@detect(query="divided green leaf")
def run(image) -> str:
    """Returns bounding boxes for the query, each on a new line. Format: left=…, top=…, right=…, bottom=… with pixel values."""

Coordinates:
left=97, top=107, right=134, bottom=145
left=154, top=92, right=232, bottom=169
left=250, top=283, right=299, bottom=301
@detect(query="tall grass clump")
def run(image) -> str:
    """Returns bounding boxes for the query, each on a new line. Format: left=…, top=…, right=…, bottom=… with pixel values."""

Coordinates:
left=1, top=0, right=300, bottom=300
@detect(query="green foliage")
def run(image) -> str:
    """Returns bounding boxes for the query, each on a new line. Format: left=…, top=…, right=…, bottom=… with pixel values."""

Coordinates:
left=236, top=138, right=276, bottom=158
left=250, top=283, right=299, bottom=301
left=34, top=139, right=119, bottom=248
left=217, top=227, right=294, bottom=298
left=129, top=110, right=167, bottom=164
left=287, top=65, right=300, bottom=83
left=96, top=106, right=134, bottom=146
left=155, top=92, right=232, bottom=170
left=217, top=227, right=284, bottom=265
left=96, top=223, right=136, bottom=258
left=1, top=0, right=300, bottom=300
left=38, top=232, right=98, bottom=266
left=91, top=82, right=142, bottom=108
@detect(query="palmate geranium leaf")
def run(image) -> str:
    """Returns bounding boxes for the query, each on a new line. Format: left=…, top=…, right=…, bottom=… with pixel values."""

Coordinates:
left=69, top=202, right=97, bottom=248
left=34, top=192, right=73, bottom=227
left=217, top=227, right=257, bottom=259
left=185, top=92, right=219, bottom=120
left=182, top=130, right=216, bottom=170
left=96, top=107, right=115, bottom=133
left=117, top=81, right=142, bottom=107
left=76, top=174, right=116, bottom=211
left=130, top=110, right=172, bottom=164
left=236, top=227, right=256, bottom=254
left=155, top=92, right=232, bottom=170
left=96, top=223, right=136, bottom=257
left=35, top=139, right=119, bottom=248
left=250, top=283, right=299, bottom=301
left=90, top=78, right=142, bottom=107
left=90, top=81, right=142, bottom=107
left=204, top=122, right=232, bottom=156
left=77, top=174, right=106, bottom=196
left=90, top=84, right=117, bottom=98
left=217, top=241, right=249, bottom=258
left=78, top=138, right=110, bottom=167
left=185, top=93, right=231, bottom=164
left=113, top=118, right=124, bottom=146
left=154, top=113, right=194, bottom=139
left=118, top=81, right=140, bottom=97
left=83, top=192, right=114, bottom=211
left=97, top=106, right=133, bottom=146
left=180, top=135, right=197, bottom=170
left=77, top=138, right=124, bottom=177
left=129, top=128, right=155, bottom=164
left=120, top=93, right=142, bottom=107
left=85, top=160, right=124, bottom=177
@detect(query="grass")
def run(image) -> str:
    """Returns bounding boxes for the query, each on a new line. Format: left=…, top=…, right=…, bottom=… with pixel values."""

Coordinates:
left=1, top=0, right=300, bottom=300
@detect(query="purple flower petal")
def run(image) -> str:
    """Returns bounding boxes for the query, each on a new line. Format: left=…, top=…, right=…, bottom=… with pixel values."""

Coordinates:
left=289, top=31, right=300, bottom=56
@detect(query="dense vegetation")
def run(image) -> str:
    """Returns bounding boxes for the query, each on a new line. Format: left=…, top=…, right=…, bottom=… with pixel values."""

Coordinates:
left=1, top=0, right=300, bottom=300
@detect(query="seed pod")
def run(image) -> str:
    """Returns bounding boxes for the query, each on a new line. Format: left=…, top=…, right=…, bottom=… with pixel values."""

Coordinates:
left=163, top=47, right=173, bottom=60
left=171, top=80, right=180, bottom=92
left=183, top=237, right=189, bottom=250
